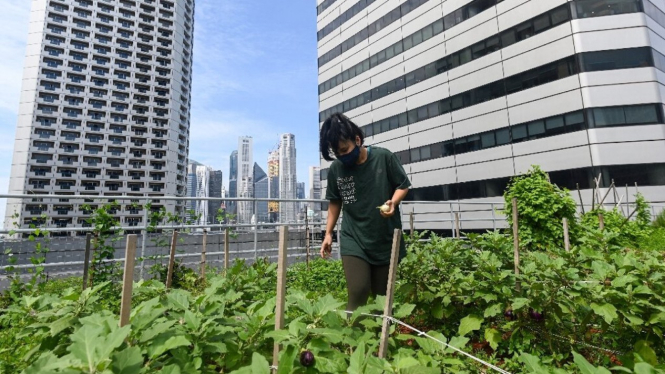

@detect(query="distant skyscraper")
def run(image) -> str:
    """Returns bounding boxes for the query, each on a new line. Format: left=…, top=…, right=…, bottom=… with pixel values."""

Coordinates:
left=253, top=163, right=269, bottom=223
left=238, top=137, right=254, bottom=224
left=297, top=182, right=305, bottom=199
left=279, top=134, right=297, bottom=223
left=4, top=0, right=195, bottom=231
left=187, top=160, right=211, bottom=226
left=208, top=170, right=223, bottom=224
left=308, top=166, right=322, bottom=221
left=228, top=150, right=238, bottom=217
left=267, top=149, right=280, bottom=223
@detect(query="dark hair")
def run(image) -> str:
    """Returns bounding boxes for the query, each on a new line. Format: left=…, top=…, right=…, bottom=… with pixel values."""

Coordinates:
left=319, top=113, right=365, bottom=161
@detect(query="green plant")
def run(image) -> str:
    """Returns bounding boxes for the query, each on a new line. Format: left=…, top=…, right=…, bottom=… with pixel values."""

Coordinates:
left=581, top=193, right=653, bottom=249
left=653, top=209, right=665, bottom=229
left=82, top=201, right=124, bottom=285
left=504, top=165, right=578, bottom=251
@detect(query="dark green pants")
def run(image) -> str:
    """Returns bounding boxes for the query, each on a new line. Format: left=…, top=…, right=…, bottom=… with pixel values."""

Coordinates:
left=342, top=255, right=390, bottom=311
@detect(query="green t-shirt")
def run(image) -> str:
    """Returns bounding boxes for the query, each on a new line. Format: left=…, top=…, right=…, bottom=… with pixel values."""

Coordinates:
left=325, top=146, right=412, bottom=265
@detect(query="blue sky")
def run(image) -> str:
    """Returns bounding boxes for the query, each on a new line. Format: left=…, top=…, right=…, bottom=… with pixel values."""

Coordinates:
left=0, top=0, right=320, bottom=220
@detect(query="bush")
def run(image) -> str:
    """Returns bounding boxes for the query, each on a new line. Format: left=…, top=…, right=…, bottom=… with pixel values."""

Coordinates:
left=653, top=209, right=665, bottom=229
left=504, top=165, right=578, bottom=251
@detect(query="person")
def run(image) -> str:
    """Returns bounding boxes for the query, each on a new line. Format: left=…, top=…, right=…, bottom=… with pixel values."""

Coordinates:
left=319, top=113, right=411, bottom=311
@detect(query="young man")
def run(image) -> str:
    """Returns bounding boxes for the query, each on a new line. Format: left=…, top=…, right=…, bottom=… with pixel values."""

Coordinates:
left=319, top=113, right=411, bottom=311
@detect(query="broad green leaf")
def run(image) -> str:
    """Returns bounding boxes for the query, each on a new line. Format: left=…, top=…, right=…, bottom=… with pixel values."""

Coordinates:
left=250, top=352, right=270, bottom=374
left=150, top=335, right=191, bottom=358
left=161, top=364, right=181, bottom=374
left=277, top=345, right=296, bottom=374
left=444, top=336, right=469, bottom=354
left=394, top=303, right=416, bottom=319
left=68, top=324, right=105, bottom=372
left=458, top=315, right=483, bottom=336
left=484, top=303, right=503, bottom=318
left=635, top=340, right=658, bottom=366
left=431, top=304, right=443, bottom=319
left=23, top=352, right=77, bottom=374
left=140, top=320, right=176, bottom=343
left=50, top=316, right=74, bottom=336
left=167, top=290, right=190, bottom=311
left=484, top=328, right=501, bottom=350
left=572, top=351, right=611, bottom=374
left=512, top=298, right=530, bottom=311
left=313, top=354, right=347, bottom=373
left=591, top=303, right=618, bottom=324
left=184, top=310, right=201, bottom=331
left=311, top=328, right=344, bottom=344
left=264, top=329, right=291, bottom=343
left=111, top=346, right=143, bottom=374
left=98, top=325, right=131, bottom=360
left=395, top=356, right=419, bottom=369
left=348, top=343, right=365, bottom=374
left=634, top=362, right=658, bottom=374
left=519, top=353, right=550, bottom=374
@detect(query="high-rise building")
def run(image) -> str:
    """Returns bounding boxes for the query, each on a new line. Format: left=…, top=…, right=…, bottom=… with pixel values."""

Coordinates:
left=4, top=0, right=195, bottom=231
left=187, top=160, right=210, bottom=226
left=253, top=163, right=269, bottom=223
left=267, top=149, right=280, bottom=222
left=208, top=170, right=223, bottom=224
left=228, top=150, right=238, bottom=217
left=317, top=0, right=665, bottom=231
left=237, top=137, right=253, bottom=223
left=309, top=166, right=321, bottom=218
left=279, top=134, right=297, bottom=223
left=296, top=181, right=306, bottom=220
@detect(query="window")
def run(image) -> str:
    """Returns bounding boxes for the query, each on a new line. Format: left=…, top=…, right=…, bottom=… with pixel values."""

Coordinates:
left=574, top=0, right=642, bottom=19
left=580, top=47, right=652, bottom=72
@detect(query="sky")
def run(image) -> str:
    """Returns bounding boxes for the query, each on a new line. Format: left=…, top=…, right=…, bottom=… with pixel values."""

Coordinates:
left=0, top=0, right=320, bottom=221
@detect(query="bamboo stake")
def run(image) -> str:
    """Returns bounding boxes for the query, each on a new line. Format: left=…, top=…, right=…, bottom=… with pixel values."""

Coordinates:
left=563, top=218, right=570, bottom=252
left=598, top=213, right=605, bottom=231
left=577, top=184, right=585, bottom=215
left=119, top=234, right=137, bottom=327
left=454, top=212, right=461, bottom=239
left=166, top=230, right=178, bottom=289
left=272, top=226, right=289, bottom=372
left=512, top=198, right=521, bottom=293
left=82, top=233, right=92, bottom=291
left=378, top=229, right=402, bottom=359
left=409, top=211, right=414, bottom=237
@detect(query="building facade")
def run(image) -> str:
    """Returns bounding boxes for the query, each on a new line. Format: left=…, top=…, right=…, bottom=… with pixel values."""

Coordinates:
left=279, top=133, right=297, bottom=223
left=186, top=160, right=210, bottom=226
left=237, top=136, right=253, bottom=224
left=227, top=150, right=238, bottom=217
left=253, top=163, right=269, bottom=223
left=317, top=0, right=665, bottom=232
left=308, top=165, right=322, bottom=219
left=5, top=0, right=194, bottom=232
left=267, top=149, right=280, bottom=222
left=208, top=169, right=223, bottom=224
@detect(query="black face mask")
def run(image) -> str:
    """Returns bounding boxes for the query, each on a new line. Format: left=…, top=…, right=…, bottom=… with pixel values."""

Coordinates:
left=338, top=144, right=360, bottom=168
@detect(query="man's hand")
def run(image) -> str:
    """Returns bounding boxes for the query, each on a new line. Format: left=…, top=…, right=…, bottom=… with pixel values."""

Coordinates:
left=379, top=200, right=395, bottom=218
left=320, top=233, right=333, bottom=258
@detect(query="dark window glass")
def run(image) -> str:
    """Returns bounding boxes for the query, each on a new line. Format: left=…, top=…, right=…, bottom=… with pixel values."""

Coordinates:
left=575, top=0, right=642, bottom=19
left=551, top=5, right=570, bottom=25
left=592, top=107, right=626, bottom=127
left=546, top=116, right=565, bottom=131
left=467, top=134, right=482, bottom=151
left=417, top=106, right=428, bottom=121
left=580, top=47, right=652, bottom=72
left=565, top=111, right=585, bottom=127
left=420, top=146, right=431, bottom=160
left=625, top=104, right=658, bottom=124
left=516, top=22, right=534, bottom=41
left=501, top=30, right=517, bottom=47
left=410, top=148, right=420, bottom=162
left=512, top=124, right=528, bottom=142
left=442, top=141, right=454, bottom=157
left=533, top=14, right=551, bottom=32
left=481, top=132, right=496, bottom=148
left=528, top=120, right=546, bottom=138
left=407, top=109, right=418, bottom=124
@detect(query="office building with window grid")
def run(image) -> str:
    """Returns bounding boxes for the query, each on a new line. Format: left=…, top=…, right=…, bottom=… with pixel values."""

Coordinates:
left=317, top=0, right=665, bottom=232
left=4, top=0, right=194, bottom=232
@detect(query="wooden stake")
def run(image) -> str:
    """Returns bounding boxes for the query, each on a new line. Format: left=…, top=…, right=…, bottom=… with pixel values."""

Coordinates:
left=599, top=182, right=615, bottom=208
left=577, top=183, right=585, bottom=215
left=512, top=198, right=521, bottom=293
left=200, top=230, right=207, bottom=280
left=272, top=226, right=289, bottom=372
left=166, top=230, right=178, bottom=289
left=82, top=233, right=92, bottom=291
left=409, top=211, right=414, bottom=237
left=598, top=213, right=605, bottom=231
left=563, top=218, right=570, bottom=252
left=626, top=184, right=630, bottom=216
left=224, top=228, right=229, bottom=270
left=119, top=234, right=137, bottom=327
left=378, top=229, right=402, bottom=359
left=88, top=233, right=98, bottom=288
left=454, top=212, right=461, bottom=239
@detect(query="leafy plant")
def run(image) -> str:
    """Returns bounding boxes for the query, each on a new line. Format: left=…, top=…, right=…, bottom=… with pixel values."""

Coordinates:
left=504, top=165, right=578, bottom=251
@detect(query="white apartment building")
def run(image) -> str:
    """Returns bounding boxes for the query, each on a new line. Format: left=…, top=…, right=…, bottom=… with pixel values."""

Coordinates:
left=5, top=0, right=194, bottom=232
left=317, top=0, right=665, bottom=232
left=279, top=133, right=298, bottom=223
left=237, top=136, right=253, bottom=224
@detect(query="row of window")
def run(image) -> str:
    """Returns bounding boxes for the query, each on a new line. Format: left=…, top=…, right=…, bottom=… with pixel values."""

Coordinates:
left=394, top=104, right=662, bottom=165
left=318, top=0, right=643, bottom=94
left=48, top=9, right=175, bottom=29
left=643, top=0, right=665, bottom=29
left=318, top=0, right=376, bottom=41
left=404, top=163, right=665, bottom=202
left=319, top=47, right=659, bottom=132
left=318, top=0, right=429, bottom=67
left=316, top=0, right=338, bottom=15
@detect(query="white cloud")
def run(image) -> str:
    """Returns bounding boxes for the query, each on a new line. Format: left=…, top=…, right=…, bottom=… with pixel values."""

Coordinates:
left=0, top=1, right=31, bottom=114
